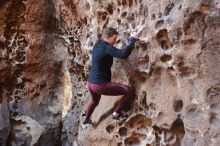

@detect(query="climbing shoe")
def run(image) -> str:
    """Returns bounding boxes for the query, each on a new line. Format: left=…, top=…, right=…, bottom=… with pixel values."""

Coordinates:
left=112, top=113, right=129, bottom=121
left=81, top=111, right=86, bottom=117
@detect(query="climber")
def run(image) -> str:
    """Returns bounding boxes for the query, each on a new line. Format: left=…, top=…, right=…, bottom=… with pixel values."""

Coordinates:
left=83, top=27, right=140, bottom=124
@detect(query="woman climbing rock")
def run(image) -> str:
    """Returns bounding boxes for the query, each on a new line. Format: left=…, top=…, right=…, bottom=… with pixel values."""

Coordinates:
left=83, top=27, right=140, bottom=124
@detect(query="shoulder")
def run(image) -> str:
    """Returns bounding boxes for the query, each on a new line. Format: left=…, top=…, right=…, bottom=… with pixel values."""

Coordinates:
left=94, top=39, right=108, bottom=47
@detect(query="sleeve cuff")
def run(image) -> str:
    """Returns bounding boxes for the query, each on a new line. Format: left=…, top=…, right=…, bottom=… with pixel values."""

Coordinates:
left=128, top=36, right=137, bottom=42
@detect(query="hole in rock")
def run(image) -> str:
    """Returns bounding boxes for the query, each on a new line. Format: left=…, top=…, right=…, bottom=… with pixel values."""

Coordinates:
left=139, top=3, right=148, bottom=16
left=138, top=106, right=143, bottom=111
left=149, top=103, right=156, bottom=111
left=117, top=19, right=121, bottom=24
left=116, top=39, right=121, bottom=44
left=15, top=54, right=26, bottom=63
left=134, top=69, right=147, bottom=82
left=97, top=11, right=108, bottom=21
left=85, top=2, right=90, bottom=10
left=177, top=59, right=194, bottom=77
left=8, top=48, right=13, bottom=53
left=127, top=13, right=135, bottom=22
left=206, top=84, right=220, bottom=104
left=183, top=11, right=203, bottom=35
left=97, top=34, right=102, bottom=40
left=106, top=4, right=114, bottom=14
left=168, top=66, right=174, bottom=71
left=151, top=14, right=156, bottom=20
left=125, top=132, right=147, bottom=145
left=164, top=3, right=174, bottom=16
left=125, top=114, right=152, bottom=129
left=157, top=112, right=163, bottom=119
left=186, top=104, right=198, bottom=114
left=0, top=41, right=5, bottom=49
left=0, top=84, right=2, bottom=103
left=176, top=28, right=183, bottom=40
left=14, top=95, right=20, bottom=101
left=122, top=0, right=127, bottom=6
left=118, top=122, right=124, bottom=127
left=138, top=41, right=150, bottom=50
left=140, top=91, right=149, bottom=110
left=173, top=100, right=183, bottom=112
left=149, top=65, right=162, bottom=76
left=139, top=3, right=143, bottom=14
left=117, top=8, right=120, bottom=13
left=171, top=118, right=185, bottom=145
left=178, top=65, right=193, bottom=77
left=118, top=127, right=127, bottom=137
left=124, top=136, right=140, bottom=145
left=160, top=54, right=172, bottom=62
left=106, top=124, right=115, bottom=134
left=88, top=41, right=93, bottom=47
left=128, top=0, right=133, bottom=7
left=209, top=112, right=218, bottom=124
left=159, top=12, right=163, bottom=18
left=117, top=1, right=121, bottom=6
left=121, top=11, right=127, bottom=18
left=138, top=55, right=149, bottom=64
left=160, top=40, right=169, bottom=49
left=11, top=119, right=26, bottom=127
left=156, top=29, right=172, bottom=49
left=16, top=82, right=25, bottom=90
left=155, top=20, right=164, bottom=29
left=210, top=103, right=218, bottom=110
left=134, top=106, right=139, bottom=113
left=181, top=39, right=196, bottom=45
left=83, top=17, right=87, bottom=25
left=200, top=3, right=210, bottom=14
left=12, top=111, right=19, bottom=117
left=154, top=129, right=162, bottom=143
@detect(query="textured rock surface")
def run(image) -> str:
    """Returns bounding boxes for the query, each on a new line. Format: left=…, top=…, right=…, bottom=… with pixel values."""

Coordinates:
left=0, top=0, right=220, bottom=146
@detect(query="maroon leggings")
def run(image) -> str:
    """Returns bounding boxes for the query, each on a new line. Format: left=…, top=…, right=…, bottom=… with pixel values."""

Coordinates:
left=85, top=81, right=135, bottom=120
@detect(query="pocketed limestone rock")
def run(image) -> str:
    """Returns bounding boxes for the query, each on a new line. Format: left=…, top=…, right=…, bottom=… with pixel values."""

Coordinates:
left=0, top=0, right=219, bottom=146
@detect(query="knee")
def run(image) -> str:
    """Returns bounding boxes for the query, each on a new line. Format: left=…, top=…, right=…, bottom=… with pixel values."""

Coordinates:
left=124, top=86, right=135, bottom=98
left=129, top=86, right=135, bottom=96
left=89, top=100, right=99, bottom=107
left=93, top=101, right=99, bottom=107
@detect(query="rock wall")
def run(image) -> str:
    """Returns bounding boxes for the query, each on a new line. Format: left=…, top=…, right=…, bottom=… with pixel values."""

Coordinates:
left=0, top=0, right=220, bottom=146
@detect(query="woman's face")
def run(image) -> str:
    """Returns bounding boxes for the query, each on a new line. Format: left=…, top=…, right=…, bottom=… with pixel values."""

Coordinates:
left=108, top=34, right=118, bottom=45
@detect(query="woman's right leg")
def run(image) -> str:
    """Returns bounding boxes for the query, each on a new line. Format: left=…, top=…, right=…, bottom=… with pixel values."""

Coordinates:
left=85, top=83, right=101, bottom=122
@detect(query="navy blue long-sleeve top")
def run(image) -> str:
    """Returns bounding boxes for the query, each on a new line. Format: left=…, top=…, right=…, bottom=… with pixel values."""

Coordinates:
left=88, top=37, right=136, bottom=83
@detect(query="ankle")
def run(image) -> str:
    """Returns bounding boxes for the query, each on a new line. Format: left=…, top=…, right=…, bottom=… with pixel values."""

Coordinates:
left=83, top=118, right=92, bottom=124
